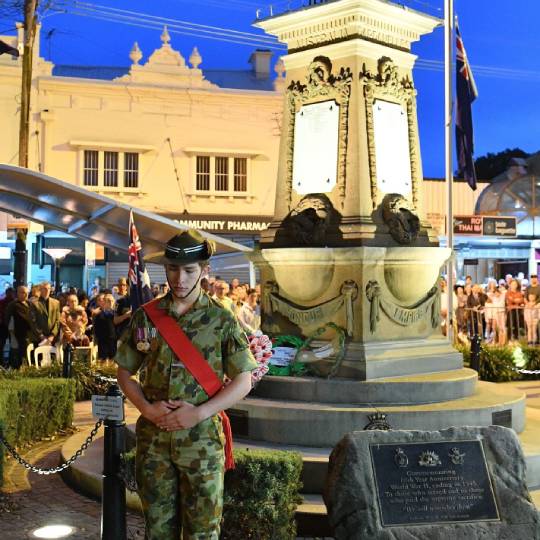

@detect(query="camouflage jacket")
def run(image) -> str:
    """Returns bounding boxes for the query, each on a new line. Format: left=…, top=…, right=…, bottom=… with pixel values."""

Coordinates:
left=115, top=292, right=257, bottom=403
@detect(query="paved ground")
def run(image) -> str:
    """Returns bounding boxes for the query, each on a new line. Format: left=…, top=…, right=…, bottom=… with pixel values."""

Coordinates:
left=0, top=401, right=145, bottom=540
left=2, top=381, right=537, bottom=539
left=0, top=401, right=329, bottom=540
left=506, top=380, right=540, bottom=410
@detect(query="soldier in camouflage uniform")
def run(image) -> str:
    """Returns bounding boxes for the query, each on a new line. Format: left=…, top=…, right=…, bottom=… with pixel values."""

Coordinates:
left=116, top=230, right=257, bottom=540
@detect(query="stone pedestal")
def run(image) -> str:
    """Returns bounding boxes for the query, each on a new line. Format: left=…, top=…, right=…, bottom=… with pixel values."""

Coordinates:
left=250, top=246, right=461, bottom=379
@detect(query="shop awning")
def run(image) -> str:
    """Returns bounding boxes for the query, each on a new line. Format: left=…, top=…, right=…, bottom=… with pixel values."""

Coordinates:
left=0, top=164, right=253, bottom=256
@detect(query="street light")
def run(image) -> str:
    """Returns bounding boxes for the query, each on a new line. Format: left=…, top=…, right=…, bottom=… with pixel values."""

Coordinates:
left=42, top=248, right=72, bottom=294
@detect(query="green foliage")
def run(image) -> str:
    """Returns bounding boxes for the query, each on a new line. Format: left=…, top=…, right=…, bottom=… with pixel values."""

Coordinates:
left=473, top=147, right=530, bottom=180
left=0, top=361, right=117, bottom=401
left=0, top=378, right=75, bottom=486
left=457, top=342, right=540, bottom=382
left=518, top=346, right=540, bottom=379
left=121, top=447, right=303, bottom=539
left=477, top=345, right=519, bottom=382
left=222, top=449, right=303, bottom=540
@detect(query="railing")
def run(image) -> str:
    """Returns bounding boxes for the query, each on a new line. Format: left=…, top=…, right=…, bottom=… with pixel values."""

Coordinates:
left=456, top=306, right=539, bottom=346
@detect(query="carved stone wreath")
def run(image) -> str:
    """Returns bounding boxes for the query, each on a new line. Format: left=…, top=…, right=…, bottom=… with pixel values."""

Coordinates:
left=286, top=55, right=353, bottom=210
left=359, top=56, right=420, bottom=211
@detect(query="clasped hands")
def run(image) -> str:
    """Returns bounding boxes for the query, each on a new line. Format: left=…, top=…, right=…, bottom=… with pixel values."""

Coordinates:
left=143, top=400, right=202, bottom=432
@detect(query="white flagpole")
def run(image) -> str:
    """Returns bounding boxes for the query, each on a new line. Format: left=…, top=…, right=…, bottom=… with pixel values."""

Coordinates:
left=444, top=0, right=455, bottom=342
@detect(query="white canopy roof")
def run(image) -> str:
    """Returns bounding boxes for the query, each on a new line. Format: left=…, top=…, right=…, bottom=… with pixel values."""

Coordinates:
left=0, top=164, right=253, bottom=255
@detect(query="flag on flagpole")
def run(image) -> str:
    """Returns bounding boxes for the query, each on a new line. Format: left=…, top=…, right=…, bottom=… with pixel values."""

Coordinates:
left=455, top=23, right=478, bottom=190
left=128, top=210, right=153, bottom=311
left=0, top=39, right=19, bottom=58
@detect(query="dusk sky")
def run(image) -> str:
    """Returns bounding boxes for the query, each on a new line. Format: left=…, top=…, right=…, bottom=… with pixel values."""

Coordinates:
left=2, top=0, right=539, bottom=179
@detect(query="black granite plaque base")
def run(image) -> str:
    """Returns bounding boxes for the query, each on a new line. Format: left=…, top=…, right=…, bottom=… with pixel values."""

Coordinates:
left=369, top=440, right=500, bottom=527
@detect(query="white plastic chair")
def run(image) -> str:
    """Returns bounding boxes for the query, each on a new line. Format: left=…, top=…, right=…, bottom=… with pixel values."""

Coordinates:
left=33, top=345, right=57, bottom=367
left=26, top=343, right=35, bottom=366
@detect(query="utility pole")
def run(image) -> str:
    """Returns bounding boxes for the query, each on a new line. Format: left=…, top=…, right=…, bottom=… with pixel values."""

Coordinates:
left=18, top=0, right=39, bottom=168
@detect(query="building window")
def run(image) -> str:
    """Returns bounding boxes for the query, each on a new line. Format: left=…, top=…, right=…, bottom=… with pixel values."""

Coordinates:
left=194, top=155, right=249, bottom=194
left=104, top=151, right=118, bottom=187
left=81, top=149, right=140, bottom=189
left=215, top=157, right=229, bottom=191
left=83, top=150, right=99, bottom=186
left=234, top=157, right=247, bottom=192
left=196, top=156, right=210, bottom=191
left=124, top=152, right=139, bottom=188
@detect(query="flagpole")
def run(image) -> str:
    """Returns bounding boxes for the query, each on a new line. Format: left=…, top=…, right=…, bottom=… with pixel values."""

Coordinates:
left=444, top=0, right=454, bottom=342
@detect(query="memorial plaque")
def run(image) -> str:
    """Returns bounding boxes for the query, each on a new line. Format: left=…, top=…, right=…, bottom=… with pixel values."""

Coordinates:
left=372, top=99, right=412, bottom=196
left=492, top=409, right=512, bottom=428
left=292, top=100, right=339, bottom=195
left=369, top=440, right=500, bottom=527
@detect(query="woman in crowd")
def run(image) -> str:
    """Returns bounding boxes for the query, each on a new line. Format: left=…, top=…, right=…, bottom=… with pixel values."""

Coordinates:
left=466, top=284, right=487, bottom=337
left=237, top=289, right=261, bottom=335
left=524, top=293, right=539, bottom=345
left=506, top=279, right=525, bottom=342
left=455, top=285, right=468, bottom=335
left=60, top=293, right=90, bottom=347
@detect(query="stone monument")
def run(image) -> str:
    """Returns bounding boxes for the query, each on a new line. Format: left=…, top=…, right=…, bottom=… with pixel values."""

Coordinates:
left=229, top=0, right=527, bottom=448
left=229, top=3, right=534, bottom=533
left=251, top=0, right=458, bottom=379
left=325, top=427, right=540, bottom=539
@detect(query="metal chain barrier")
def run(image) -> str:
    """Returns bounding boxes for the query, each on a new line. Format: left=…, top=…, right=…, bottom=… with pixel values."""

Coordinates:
left=513, top=367, right=540, bottom=375
left=0, top=419, right=103, bottom=475
left=93, top=374, right=118, bottom=385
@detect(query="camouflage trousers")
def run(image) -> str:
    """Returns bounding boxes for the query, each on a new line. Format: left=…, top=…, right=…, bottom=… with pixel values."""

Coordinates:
left=135, top=414, right=225, bottom=540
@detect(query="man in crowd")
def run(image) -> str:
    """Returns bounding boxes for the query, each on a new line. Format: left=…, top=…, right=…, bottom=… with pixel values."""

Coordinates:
left=213, top=280, right=235, bottom=313
left=5, top=286, right=38, bottom=368
left=527, top=274, right=540, bottom=299
left=0, top=287, right=15, bottom=366
left=114, top=277, right=132, bottom=339
left=32, top=281, right=60, bottom=345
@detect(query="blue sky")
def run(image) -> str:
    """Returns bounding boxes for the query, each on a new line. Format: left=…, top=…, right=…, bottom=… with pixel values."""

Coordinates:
left=2, top=0, right=539, bottom=178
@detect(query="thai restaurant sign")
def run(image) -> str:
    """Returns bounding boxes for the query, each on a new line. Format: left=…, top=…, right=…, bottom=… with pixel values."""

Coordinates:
left=453, top=215, right=517, bottom=237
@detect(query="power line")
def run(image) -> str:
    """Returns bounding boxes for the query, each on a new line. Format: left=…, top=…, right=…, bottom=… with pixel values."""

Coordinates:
left=415, top=58, right=540, bottom=81
left=61, top=1, right=281, bottom=45
left=58, top=8, right=286, bottom=50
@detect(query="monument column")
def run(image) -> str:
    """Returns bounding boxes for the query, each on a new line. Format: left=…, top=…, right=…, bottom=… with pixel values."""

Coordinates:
left=252, top=0, right=459, bottom=379
left=257, top=0, right=440, bottom=247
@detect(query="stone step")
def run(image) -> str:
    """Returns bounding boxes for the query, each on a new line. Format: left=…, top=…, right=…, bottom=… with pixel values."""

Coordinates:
left=232, top=381, right=526, bottom=447
left=252, top=368, right=478, bottom=405
left=296, top=494, right=332, bottom=538
left=237, top=407, right=540, bottom=494
left=63, top=406, right=540, bottom=538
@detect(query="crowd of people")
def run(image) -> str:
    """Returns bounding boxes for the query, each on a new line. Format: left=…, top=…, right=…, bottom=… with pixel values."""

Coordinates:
left=441, top=272, right=540, bottom=346
left=0, top=276, right=261, bottom=369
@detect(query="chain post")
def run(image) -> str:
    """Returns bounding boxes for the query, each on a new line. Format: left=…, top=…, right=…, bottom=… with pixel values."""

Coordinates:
left=63, top=343, right=73, bottom=379
left=470, top=334, right=481, bottom=372
left=101, top=383, right=127, bottom=540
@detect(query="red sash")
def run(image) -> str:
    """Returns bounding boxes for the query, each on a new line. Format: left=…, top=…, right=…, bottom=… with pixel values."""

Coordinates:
left=142, top=298, right=235, bottom=470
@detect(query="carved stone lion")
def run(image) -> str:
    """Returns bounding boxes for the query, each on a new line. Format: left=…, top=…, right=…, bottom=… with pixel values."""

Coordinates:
left=378, top=56, right=400, bottom=88
left=382, top=193, right=420, bottom=245
left=287, top=193, right=334, bottom=245
left=308, top=56, right=333, bottom=87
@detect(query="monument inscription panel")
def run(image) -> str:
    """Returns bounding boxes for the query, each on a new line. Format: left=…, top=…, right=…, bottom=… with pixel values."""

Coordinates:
left=372, top=99, right=412, bottom=196
left=369, top=440, right=500, bottom=527
left=292, top=100, right=339, bottom=195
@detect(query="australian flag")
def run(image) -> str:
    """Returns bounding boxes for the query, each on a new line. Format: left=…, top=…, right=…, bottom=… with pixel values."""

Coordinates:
left=0, top=39, right=19, bottom=57
left=128, top=210, right=153, bottom=311
left=455, top=24, right=479, bottom=190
